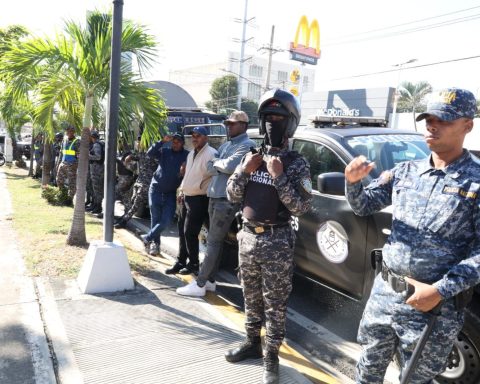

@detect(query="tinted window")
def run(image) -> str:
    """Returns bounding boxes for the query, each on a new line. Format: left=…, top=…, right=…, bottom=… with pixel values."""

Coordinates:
left=293, top=140, right=346, bottom=190
left=346, top=134, right=429, bottom=174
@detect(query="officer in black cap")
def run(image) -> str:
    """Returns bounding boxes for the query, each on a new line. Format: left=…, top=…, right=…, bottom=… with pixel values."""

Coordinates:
left=88, top=130, right=105, bottom=216
left=225, top=89, right=312, bottom=384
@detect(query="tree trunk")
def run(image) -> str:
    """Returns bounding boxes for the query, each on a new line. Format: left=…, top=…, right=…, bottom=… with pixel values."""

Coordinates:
left=41, top=141, right=52, bottom=187
left=66, top=94, right=93, bottom=246
left=28, top=133, right=35, bottom=176
left=66, top=126, right=90, bottom=246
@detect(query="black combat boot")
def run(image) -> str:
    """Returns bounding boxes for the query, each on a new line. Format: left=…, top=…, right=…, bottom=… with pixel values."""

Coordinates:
left=225, top=336, right=262, bottom=363
left=262, top=351, right=279, bottom=384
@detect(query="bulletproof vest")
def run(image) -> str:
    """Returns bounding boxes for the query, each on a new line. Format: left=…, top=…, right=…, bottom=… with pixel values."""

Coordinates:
left=242, top=152, right=295, bottom=225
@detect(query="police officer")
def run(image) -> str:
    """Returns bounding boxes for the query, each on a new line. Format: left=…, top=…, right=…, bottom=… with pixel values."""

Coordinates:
left=56, top=125, right=80, bottom=203
left=345, top=88, right=480, bottom=384
left=88, top=130, right=105, bottom=215
left=115, top=151, right=135, bottom=210
left=114, top=136, right=157, bottom=231
left=225, top=89, right=312, bottom=384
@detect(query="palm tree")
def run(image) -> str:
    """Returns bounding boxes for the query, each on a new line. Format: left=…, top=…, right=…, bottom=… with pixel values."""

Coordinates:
left=1, top=11, right=167, bottom=246
left=397, top=81, right=432, bottom=131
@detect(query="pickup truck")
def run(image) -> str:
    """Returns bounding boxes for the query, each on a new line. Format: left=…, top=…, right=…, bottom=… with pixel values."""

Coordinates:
left=237, top=120, right=480, bottom=383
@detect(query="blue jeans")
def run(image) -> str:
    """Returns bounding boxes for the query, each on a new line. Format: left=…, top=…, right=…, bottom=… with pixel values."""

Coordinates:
left=146, top=188, right=176, bottom=245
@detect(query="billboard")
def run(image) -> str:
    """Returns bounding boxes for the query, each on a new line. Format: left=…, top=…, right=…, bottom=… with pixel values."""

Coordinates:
left=289, top=16, right=320, bottom=65
left=300, top=88, right=396, bottom=125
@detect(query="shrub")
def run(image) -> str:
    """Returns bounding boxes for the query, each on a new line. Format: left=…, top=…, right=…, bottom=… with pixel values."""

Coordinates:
left=41, top=185, right=71, bottom=205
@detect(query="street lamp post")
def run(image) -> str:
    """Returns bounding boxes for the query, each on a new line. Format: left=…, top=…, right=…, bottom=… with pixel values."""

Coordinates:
left=391, top=58, right=417, bottom=128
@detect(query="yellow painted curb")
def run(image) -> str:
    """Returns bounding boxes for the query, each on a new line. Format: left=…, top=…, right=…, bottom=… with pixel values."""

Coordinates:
left=175, top=271, right=340, bottom=384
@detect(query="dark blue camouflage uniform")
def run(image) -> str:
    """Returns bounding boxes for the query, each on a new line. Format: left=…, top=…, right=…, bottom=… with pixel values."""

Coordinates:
left=89, top=141, right=104, bottom=209
left=122, top=151, right=156, bottom=221
left=227, top=147, right=312, bottom=354
left=346, top=151, right=480, bottom=384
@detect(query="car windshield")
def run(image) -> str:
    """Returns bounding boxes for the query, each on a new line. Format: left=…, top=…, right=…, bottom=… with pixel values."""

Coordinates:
left=346, top=133, right=430, bottom=175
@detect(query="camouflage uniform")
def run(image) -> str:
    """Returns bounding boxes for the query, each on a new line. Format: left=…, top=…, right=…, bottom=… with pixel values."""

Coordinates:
left=347, top=151, right=480, bottom=383
left=89, top=141, right=105, bottom=211
left=227, top=147, right=312, bottom=354
left=121, top=151, right=156, bottom=222
left=56, top=137, right=80, bottom=199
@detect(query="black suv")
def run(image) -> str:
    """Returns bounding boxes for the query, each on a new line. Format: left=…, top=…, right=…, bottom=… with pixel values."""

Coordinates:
left=244, top=123, right=480, bottom=383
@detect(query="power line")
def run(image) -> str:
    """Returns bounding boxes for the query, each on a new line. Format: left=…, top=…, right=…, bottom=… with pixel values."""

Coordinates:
left=327, top=5, right=480, bottom=42
left=332, top=54, right=480, bottom=81
left=324, top=11, right=480, bottom=47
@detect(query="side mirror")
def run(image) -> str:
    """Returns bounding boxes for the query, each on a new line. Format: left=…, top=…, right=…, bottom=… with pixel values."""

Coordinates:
left=317, top=172, right=345, bottom=196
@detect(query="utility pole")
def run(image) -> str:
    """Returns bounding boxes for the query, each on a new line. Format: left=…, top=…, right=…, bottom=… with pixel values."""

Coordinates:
left=237, top=0, right=249, bottom=110
left=259, top=25, right=283, bottom=91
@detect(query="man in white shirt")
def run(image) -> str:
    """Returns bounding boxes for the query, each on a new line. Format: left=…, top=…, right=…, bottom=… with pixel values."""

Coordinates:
left=169, top=126, right=217, bottom=275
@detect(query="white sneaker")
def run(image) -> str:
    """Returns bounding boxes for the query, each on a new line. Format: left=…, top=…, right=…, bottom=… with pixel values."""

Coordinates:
left=148, top=243, right=159, bottom=256
left=205, top=280, right=216, bottom=292
left=176, top=280, right=206, bottom=297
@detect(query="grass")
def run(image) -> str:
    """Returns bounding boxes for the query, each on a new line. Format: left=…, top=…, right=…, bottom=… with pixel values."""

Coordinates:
left=3, top=166, right=151, bottom=278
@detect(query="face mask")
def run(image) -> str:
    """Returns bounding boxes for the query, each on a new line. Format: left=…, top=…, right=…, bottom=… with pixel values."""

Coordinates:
left=265, top=119, right=288, bottom=147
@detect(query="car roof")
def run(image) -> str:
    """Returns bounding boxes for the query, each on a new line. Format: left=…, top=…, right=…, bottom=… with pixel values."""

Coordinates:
left=295, top=126, right=424, bottom=141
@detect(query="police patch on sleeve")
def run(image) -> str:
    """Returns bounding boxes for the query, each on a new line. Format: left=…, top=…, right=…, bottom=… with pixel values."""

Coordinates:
left=300, top=178, right=312, bottom=194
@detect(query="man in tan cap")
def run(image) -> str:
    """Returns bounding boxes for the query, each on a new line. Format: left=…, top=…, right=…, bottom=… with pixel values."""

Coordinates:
left=175, top=110, right=255, bottom=295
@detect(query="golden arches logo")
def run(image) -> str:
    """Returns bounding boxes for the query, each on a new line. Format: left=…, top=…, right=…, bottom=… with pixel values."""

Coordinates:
left=290, top=16, right=321, bottom=60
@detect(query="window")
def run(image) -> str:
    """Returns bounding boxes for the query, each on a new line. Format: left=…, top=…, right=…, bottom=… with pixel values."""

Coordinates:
left=292, top=140, right=346, bottom=190
left=278, top=71, right=288, bottom=82
left=249, top=64, right=263, bottom=78
left=346, top=134, right=430, bottom=174
left=302, top=76, right=309, bottom=91
left=247, top=83, right=262, bottom=100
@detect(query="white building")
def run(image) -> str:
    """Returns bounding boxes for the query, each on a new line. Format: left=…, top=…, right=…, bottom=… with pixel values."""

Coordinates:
left=169, top=51, right=316, bottom=107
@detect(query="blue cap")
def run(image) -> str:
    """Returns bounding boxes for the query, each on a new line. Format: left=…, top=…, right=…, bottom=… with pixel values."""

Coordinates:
left=172, top=132, right=185, bottom=142
left=192, top=126, right=208, bottom=136
left=416, top=88, right=477, bottom=122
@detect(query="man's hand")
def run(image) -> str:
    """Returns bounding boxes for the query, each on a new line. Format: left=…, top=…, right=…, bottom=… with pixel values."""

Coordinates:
left=163, top=135, right=173, bottom=143
left=267, top=156, right=283, bottom=179
left=242, top=152, right=263, bottom=175
left=179, top=162, right=186, bottom=177
left=345, top=156, right=375, bottom=183
left=405, top=277, right=443, bottom=312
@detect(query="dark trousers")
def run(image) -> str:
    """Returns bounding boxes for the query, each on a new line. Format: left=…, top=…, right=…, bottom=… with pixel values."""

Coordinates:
left=177, top=195, right=209, bottom=266
left=147, top=188, right=176, bottom=245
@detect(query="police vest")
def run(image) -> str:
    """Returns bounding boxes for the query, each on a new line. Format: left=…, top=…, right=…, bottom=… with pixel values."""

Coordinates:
left=63, top=138, right=78, bottom=163
left=242, top=153, right=294, bottom=225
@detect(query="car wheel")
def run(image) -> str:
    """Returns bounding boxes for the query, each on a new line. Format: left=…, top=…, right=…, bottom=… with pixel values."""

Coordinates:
left=434, top=310, right=480, bottom=384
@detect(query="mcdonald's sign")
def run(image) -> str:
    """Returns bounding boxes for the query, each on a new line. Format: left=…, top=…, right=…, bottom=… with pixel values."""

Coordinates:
left=289, top=16, right=320, bottom=65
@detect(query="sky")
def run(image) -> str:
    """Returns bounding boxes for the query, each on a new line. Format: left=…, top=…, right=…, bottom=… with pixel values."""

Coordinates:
left=2, top=0, right=480, bottom=97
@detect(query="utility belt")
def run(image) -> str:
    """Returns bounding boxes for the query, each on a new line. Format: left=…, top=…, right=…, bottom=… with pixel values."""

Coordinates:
left=380, top=260, right=474, bottom=311
left=242, top=222, right=289, bottom=235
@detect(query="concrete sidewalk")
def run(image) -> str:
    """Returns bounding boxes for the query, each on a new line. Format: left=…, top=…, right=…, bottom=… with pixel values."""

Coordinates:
left=0, top=168, right=343, bottom=384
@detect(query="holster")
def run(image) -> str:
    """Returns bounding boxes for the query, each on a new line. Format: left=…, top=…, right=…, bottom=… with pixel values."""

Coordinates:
left=235, top=211, right=243, bottom=231
left=370, top=249, right=383, bottom=275
left=454, top=287, right=474, bottom=311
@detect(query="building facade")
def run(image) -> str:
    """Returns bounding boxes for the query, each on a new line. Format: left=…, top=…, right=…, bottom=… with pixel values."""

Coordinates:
left=169, top=51, right=316, bottom=106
